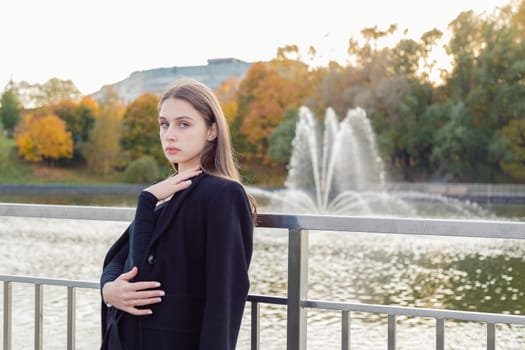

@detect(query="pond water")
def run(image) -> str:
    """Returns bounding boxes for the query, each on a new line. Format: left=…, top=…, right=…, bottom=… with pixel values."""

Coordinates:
left=0, top=189, right=524, bottom=349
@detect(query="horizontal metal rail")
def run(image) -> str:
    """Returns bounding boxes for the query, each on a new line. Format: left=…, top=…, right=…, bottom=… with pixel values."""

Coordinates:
left=1, top=202, right=525, bottom=239
left=0, top=275, right=98, bottom=289
left=2, top=202, right=525, bottom=350
left=303, top=299, right=525, bottom=325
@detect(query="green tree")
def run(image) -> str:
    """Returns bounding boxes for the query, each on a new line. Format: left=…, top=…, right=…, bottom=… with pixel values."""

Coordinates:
left=123, top=156, right=160, bottom=184
left=0, top=85, right=23, bottom=137
left=377, top=81, right=441, bottom=179
left=267, top=107, right=299, bottom=164
left=0, top=124, right=8, bottom=166
left=431, top=102, right=487, bottom=180
left=120, top=93, right=164, bottom=165
left=500, top=118, right=525, bottom=180
left=52, top=97, right=96, bottom=162
left=439, top=7, right=525, bottom=181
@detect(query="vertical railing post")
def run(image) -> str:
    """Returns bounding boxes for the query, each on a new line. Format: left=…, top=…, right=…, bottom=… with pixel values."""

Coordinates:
left=387, top=314, right=396, bottom=350
left=436, top=318, right=444, bottom=350
left=3, top=281, right=12, bottom=350
left=67, top=287, right=76, bottom=350
left=35, top=284, right=43, bottom=350
left=287, top=228, right=308, bottom=350
left=250, top=301, right=260, bottom=350
left=487, top=323, right=495, bottom=350
left=341, top=310, right=350, bottom=350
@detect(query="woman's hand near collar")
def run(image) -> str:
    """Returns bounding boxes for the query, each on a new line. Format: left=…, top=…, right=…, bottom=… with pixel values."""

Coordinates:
left=144, top=166, right=201, bottom=201
left=102, top=266, right=164, bottom=316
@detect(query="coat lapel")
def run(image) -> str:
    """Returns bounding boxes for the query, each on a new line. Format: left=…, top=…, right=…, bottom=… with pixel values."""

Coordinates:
left=147, top=172, right=206, bottom=248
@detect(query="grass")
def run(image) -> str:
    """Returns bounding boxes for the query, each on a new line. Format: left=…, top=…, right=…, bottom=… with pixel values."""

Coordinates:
left=0, top=162, right=125, bottom=185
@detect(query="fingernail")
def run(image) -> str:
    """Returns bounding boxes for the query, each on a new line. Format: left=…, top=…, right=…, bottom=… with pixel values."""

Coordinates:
left=160, top=291, right=165, bottom=296
left=157, top=298, right=162, bottom=303
left=155, top=282, right=161, bottom=287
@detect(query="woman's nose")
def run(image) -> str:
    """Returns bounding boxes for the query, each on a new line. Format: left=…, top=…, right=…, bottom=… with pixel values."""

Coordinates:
left=164, top=126, right=176, bottom=140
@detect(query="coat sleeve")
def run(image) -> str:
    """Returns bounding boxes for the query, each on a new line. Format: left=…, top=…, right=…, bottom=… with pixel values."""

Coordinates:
left=100, top=226, right=130, bottom=290
left=199, top=181, right=254, bottom=350
left=127, top=191, right=157, bottom=272
left=100, top=225, right=130, bottom=339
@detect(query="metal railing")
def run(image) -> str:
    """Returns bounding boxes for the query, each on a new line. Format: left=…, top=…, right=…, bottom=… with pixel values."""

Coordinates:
left=1, top=202, right=525, bottom=350
left=0, top=274, right=98, bottom=350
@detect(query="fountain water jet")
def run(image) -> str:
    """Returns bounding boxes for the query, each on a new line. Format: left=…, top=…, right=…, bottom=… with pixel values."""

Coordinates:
left=248, top=106, right=492, bottom=218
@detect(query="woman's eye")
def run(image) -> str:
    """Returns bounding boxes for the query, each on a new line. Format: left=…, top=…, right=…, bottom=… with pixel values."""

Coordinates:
left=160, top=122, right=169, bottom=129
left=179, top=122, right=189, bottom=128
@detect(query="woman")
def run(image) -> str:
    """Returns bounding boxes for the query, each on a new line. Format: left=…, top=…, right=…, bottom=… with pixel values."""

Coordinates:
left=100, top=78, right=256, bottom=350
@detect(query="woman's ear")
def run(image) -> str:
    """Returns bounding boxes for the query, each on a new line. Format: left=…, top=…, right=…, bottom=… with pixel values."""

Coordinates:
left=207, top=122, right=217, bottom=141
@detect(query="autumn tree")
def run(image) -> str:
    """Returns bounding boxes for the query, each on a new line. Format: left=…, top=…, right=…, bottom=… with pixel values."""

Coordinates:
left=273, top=45, right=316, bottom=101
left=86, top=88, right=125, bottom=175
left=120, top=93, right=164, bottom=166
left=237, top=63, right=290, bottom=158
left=214, top=77, right=248, bottom=163
left=510, top=0, right=525, bottom=39
left=214, top=76, right=240, bottom=125
left=15, top=113, right=73, bottom=162
left=236, top=49, right=312, bottom=162
left=306, top=61, right=351, bottom=118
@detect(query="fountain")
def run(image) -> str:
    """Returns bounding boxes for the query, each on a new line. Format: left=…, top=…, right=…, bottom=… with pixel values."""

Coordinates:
left=249, top=106, right=492, bottom=218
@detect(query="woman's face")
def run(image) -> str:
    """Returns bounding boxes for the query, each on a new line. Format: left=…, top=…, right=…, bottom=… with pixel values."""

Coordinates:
left=158, top=98, right=216, bottom=172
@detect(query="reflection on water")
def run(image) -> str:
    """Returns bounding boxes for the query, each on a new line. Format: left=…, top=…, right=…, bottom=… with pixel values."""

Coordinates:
left=0, top=216, right=524, bottom=349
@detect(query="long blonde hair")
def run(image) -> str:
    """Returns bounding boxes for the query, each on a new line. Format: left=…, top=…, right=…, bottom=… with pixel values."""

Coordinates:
left=159, top=78, right=257, bottom=219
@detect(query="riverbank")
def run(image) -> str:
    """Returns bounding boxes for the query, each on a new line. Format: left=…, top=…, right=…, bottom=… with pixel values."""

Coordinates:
left=0, top=154, right=287, bottom=187
left=0, top=183, right=143, bottom=206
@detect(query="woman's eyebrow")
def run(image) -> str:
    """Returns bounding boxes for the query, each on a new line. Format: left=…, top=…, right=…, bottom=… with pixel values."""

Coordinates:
left=158, top=115, right=193, bottom=119
left=174, top=115, right=193, bottom=120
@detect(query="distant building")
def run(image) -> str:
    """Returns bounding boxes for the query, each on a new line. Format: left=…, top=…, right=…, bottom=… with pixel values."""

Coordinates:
left=91, top=58, right=253, bottom=103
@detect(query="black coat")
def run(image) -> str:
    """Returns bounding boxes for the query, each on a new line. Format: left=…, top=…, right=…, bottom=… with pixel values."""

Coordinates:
left=100, top=173, right=254, bottom=350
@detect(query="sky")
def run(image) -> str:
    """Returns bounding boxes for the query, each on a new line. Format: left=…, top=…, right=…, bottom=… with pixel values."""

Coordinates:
left=0, top=0, right=512, bottom=95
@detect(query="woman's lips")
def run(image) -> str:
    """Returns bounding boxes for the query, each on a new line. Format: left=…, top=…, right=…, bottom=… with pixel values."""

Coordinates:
left=165, top=147, right=180, bottom=155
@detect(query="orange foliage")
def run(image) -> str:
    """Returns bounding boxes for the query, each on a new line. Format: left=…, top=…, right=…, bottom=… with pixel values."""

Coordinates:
left=238, top=62, right=303, bottom=149
left=214, top=77, right=240, bottom=124
left=79, top=95, right=99, bottom=111
left=15, top=113, right=73, bottom=161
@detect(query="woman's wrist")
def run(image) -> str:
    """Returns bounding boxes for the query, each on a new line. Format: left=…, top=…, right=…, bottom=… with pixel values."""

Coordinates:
left=102, top=282, right=113, bottom=307
left=139, top=190, right=159, bottom=203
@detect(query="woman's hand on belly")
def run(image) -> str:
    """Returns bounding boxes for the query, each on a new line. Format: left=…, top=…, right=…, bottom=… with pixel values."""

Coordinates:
left=102, top=266, right=165, bottom=316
